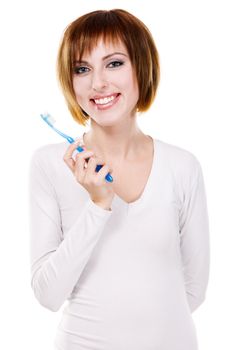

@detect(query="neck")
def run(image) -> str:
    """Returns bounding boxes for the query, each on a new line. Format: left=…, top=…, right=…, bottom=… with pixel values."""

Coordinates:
left=83, top=118, right=146, bottom=163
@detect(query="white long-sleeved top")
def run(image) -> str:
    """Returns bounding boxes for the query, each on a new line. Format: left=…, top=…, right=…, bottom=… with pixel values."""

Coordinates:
left=28, top=135, right=210, bottom=350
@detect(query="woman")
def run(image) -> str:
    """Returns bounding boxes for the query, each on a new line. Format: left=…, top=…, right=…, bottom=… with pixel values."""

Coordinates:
left=29, top=9, right=210, bottom=350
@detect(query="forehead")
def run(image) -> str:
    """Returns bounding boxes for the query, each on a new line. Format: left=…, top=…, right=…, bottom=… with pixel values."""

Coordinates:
left=74, top=34, right=128, bottom=62
left=78, top=39, right=128, bottom=58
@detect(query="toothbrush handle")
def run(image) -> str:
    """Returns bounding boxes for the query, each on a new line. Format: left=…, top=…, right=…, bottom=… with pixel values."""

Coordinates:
left=76, top=145, right=113, bottom=183
left=95, top=164, right=113, bottom=183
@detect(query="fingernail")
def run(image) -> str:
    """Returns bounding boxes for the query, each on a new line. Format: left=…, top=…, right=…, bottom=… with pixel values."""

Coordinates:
left=74, top=139, right=85, bottom=147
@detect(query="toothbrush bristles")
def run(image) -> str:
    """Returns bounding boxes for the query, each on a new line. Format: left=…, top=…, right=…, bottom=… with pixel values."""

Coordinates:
left=41, top=113, right=56, bottom=127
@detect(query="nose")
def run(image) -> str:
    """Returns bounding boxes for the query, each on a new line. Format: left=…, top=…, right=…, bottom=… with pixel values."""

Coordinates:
left=91, top=69, right=108, bottom=91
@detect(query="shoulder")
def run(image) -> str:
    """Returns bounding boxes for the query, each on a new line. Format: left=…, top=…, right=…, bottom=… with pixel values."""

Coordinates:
left=28, top=142, right=71, bottom=181
left=156, top=138, right=200, bottom=166
left=156, top=138, right=202, bottom=186
left=29, top=141, right=67, bottom=167
left=30, top=141, right=67, bottom=160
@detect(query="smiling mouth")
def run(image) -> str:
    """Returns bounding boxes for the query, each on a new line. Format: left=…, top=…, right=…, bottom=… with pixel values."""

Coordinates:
left=91, top=93, right=120, bottom=106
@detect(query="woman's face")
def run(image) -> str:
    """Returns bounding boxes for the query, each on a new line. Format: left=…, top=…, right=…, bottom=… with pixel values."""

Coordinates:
left=72, top=39, right=139, bottom=126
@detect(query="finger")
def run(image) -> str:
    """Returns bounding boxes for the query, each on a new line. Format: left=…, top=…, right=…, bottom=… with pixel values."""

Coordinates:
left=85, top=156, right=105, bottom=176
left=95, top=163, right=112, bottom=181
left=63, top=141, right=85, bottom=171
left=75, top=151, right=95, bottom=180
left=75, top=150, right=95, bottom=167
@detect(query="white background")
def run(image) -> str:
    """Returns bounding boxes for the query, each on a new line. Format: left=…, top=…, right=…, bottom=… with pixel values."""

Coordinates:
left=0, top=0, right=232, bottom=349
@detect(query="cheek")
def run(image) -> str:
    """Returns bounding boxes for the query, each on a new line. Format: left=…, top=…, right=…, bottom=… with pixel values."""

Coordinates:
left=72, top=79, right=78, bottom=96
left=127, top=75, right=139, bottom=99
left=124, top=69, right=139, bottom=94
left=72, top=79, right=85, bottom=102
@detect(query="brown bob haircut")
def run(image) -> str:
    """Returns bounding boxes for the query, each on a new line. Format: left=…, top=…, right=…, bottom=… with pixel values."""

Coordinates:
left=57, top=9, right=160, bottom=126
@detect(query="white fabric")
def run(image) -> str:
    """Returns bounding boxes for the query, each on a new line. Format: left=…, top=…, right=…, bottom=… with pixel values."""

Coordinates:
left=28, top=136, right=210, bottom=350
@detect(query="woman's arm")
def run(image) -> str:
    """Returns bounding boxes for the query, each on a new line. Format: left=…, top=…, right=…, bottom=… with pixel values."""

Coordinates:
left=179, top=159, right=210, bottom=313
left=29, top=149, right=112, bottom=312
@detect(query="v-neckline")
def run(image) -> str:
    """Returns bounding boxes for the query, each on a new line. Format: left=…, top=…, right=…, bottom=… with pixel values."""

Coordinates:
left=78, top=132, right=158, bottom=209
left=113, top=136, right=157, bottom=208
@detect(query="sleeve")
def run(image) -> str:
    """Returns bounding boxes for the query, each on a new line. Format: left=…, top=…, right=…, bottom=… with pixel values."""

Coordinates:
left=179, top=158, right=210, bottom=313
left=28, top=150, right=112, bottom=312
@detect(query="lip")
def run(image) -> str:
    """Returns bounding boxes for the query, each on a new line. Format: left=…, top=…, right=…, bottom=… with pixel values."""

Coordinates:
left=90, top=93, right=120, bottom=100
left=90, top=93, right=121, bottom=111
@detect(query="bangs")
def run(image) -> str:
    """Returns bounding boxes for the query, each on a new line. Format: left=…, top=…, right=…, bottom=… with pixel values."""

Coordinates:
left=70, top=11, right=129, bottom=65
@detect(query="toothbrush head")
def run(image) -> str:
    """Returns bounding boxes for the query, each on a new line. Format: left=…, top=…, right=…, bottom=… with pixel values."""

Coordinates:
left=40, top=112, right=75, bottom=144
left=40, top=113, right=56, bottom=127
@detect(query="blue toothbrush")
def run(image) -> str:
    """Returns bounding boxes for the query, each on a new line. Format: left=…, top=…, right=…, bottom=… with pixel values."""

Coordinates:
left=40, top=113, right=113, bottom=183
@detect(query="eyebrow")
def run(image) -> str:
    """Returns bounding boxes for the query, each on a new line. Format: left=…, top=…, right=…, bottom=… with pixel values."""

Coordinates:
left=74, top=52, right=128, bottom=64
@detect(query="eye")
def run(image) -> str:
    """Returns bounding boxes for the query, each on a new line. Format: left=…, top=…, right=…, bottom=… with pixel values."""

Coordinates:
left=73, top=60, right=124, bottom=75
left=107, top=60, right=124, bottom=68
left=73, top=66, right=90, bottom=75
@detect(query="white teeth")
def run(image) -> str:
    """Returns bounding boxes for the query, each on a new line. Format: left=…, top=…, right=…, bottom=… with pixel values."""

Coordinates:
left=94, top=95, right=116, bottom=105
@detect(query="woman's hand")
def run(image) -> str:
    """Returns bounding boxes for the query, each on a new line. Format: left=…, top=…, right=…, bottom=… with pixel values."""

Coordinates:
left=63, top=141, right=115, bottom=210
